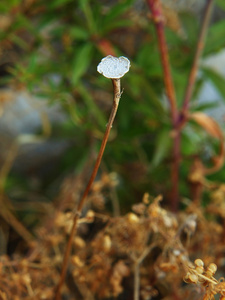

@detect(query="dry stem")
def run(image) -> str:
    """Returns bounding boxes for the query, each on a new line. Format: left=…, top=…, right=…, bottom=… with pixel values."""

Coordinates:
left=133, top=243, right=157, bottom=300
left=55, top=79, right=121, bottom=299
left=134, top=262, right=140, bottom=300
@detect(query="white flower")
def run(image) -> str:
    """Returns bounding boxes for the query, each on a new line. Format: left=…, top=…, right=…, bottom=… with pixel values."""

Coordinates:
left=97, top=55, right=130, bottom=79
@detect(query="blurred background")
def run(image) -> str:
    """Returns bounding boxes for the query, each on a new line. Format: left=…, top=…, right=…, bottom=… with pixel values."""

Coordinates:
left=0, top=0, right=225, bottom=230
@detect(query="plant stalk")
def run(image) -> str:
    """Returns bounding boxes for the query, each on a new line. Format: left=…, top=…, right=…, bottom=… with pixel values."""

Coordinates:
left=55, top=79, right=121, bottom=299
left=146, top=0, right=177, bottom=121
left=171, top=130, right=180, bottom=211
left=147, top=0, right=214, bottom=211
left=173, top=0, right=213, bottom=210
left=147, top=0, right=179, bottom=211
left=182, top=0, right=214, bottom=116
left=134, top=262, right=140, bottom=300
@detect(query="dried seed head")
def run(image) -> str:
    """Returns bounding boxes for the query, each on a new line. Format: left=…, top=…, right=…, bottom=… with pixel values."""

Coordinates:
left=71, top=255, right=84, bottom=268
left=86, top=210, right=95, bottom=222
left=22, top=273, right=31, bottom=285
left=189, top=273, right=199, bottom=284
left=196, top=266, right=204, bottom=275
left=126, top=212, right=139, bottom=224
left=142, top=192, right=150, bottom=204
left=97, top=55, right=130, bottom=79
left=103, top=235, right=112, bottom=252
left=208, top=263, right=217, bottom=274
left=194, top=259, right=204, bottom=268
left=206, top=263, right=217, bottom=276
left=111, top=218, right=146, bottom=254
left=194, top=259, right=204, bottom=275
left=73, top=236, right=86, bottom=249
left=184, top=272, right=198, bottom=284
left=159, top=262, right=178, bottom=273
left=184, top=214, right=197, bottom=234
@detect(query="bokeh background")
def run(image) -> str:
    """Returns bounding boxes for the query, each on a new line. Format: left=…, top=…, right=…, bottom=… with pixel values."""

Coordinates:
left=0, top=0, right=225, bottom=233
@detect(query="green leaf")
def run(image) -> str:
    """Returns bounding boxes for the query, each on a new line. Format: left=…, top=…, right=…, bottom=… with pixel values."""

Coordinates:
left=193, top=101, right=221, bottom=112
left=151, top=129, right=171, bottom=167
left=48, top=0, right=73, bottom=8
left=127, top=71, right=166, bottom=119
left=0, top=0, right=20, bottom=11
left=71, top=43, right=93, bottom=85
left=192, top=77, right=204, bottom=100
left=79, top=0, right=97, bottom=34
left=216, top=0, right=225, bottom=10
left=102, top=0, right=134, bottom=25
left=202, top=67, right=225, bottom=100
left=69, top=27, right=89, bottom=40
left=27, top=53, right=38, bottom=73
left=204, top=19, right=225, bottom=55
left=181, top=126, right=202, bottom=156
left=77, top=84, right=106, bottom=128
left=136, top=44, right=162, bottom=77
left=102, top=19, right=132, bottom=33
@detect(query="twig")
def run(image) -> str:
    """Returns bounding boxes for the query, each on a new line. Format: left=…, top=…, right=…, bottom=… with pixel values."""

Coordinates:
left=171, top=130, right=180, bottom=212
left=181, top=0, right=214, bottom=115
left=133, top=243, right=157, bottom=300
left=147, top=0, right=214, bottom=211
left=173, top=0, right=214, bottom=210
left=134, top=262, right=140, bottom=300
left=55, top=78, right=122, bottom=300
left=176, top=0, right=214, bottom=208
left=146, top=0, right=177, bottom=121
left=146, top=0, right=179, bottom=211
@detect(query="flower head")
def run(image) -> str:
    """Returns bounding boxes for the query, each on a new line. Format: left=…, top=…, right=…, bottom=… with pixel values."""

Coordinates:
left=97, top=55, right=130, bottom=79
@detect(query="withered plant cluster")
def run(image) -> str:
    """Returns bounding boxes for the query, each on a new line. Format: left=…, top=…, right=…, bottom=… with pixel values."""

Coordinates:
left=1, top=172, right=225, bottom=299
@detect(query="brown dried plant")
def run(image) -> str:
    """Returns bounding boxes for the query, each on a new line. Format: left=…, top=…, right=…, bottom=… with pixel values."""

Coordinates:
left=1, top=180, right=225, bottom=300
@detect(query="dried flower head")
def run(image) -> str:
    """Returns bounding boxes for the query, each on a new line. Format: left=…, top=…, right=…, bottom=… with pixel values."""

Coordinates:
left=97, top=55, right=130, bottom=79
left=110, top=217, right=147, bottom=255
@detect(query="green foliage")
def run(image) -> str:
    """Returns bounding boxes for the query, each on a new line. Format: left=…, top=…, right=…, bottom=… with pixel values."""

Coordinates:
left=204, top=18, right=225, bottom=54
left=216, top=0, right=225, bottom=10
left=0, top=0, right=225, bottom=206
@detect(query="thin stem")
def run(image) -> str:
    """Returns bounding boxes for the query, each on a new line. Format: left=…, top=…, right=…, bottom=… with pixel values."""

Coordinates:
left=147, top=0, right=214, bottom=211
left=55, top=79, right=121, bottom=300
left=147, top=0, right=179, bottom=211
left=132, top=243, right=157, bottom=300
left=134, top=262, right=140, bottom=300
left=171, top=132, right=180, bottom=211
left=175, top=0, right=213, bottom=209
left=182, top=0, right=214, bottom=115
left=146, top=0, right=177, bottom=122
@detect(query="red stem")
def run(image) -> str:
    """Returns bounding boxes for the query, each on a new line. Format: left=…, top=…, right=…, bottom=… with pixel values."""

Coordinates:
left=147, top=0, right=179, bottom=211
left=182, top=0, right=214, bottom=115
left=55, top=79, right=121, bottom=299
left=147, top=0, right=214, bottom=211
left=146, top=0, right=177, bottom=121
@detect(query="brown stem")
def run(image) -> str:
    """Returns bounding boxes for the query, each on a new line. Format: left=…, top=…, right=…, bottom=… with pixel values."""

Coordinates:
left=147, top=0, right=180, bottom=210
left=182, top=0, right=214, bottom=115
left=146, top=0, right=177, bottom=121
left=176, top=0, right=213, bottom=208
left=133, top=243, right=157, bottom=300
left=55, top=79, right=121, bottom=300
left=148, top=0, right=214, bottom=211
left=171, top=131, right=180, bottom=211
left=134, top=262, right=140, bottom=300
